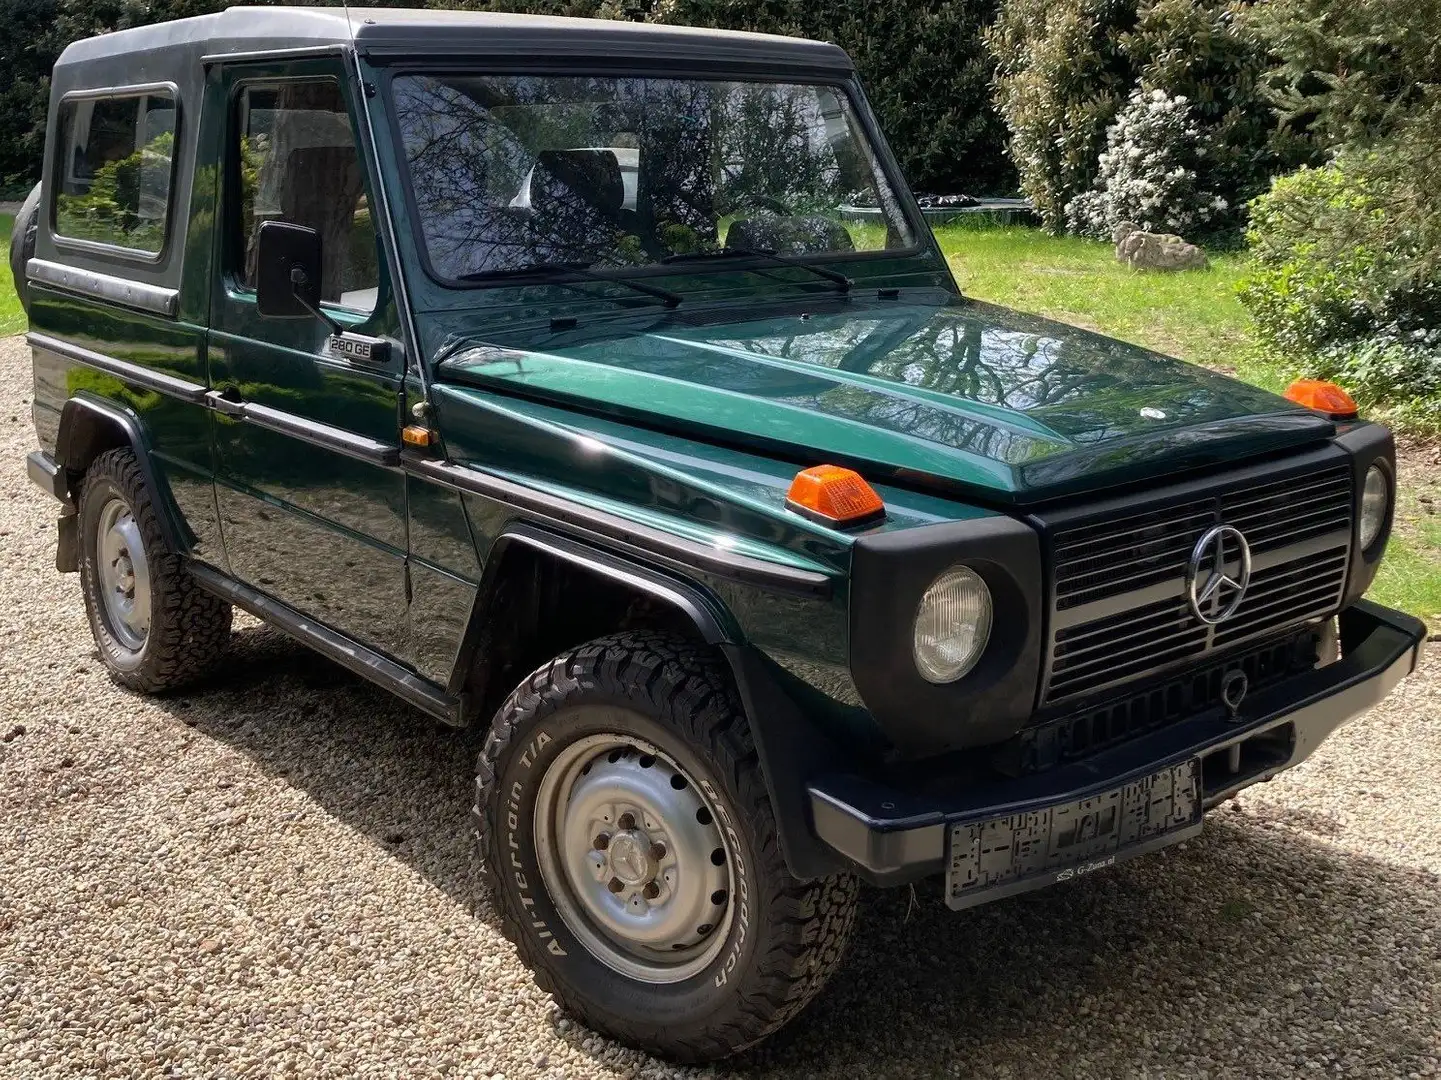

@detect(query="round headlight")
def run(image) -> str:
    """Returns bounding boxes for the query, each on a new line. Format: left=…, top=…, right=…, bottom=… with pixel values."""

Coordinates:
left=913, top=565, right=993, bottom=684
left=1360, top=464, right=1389, bottom=550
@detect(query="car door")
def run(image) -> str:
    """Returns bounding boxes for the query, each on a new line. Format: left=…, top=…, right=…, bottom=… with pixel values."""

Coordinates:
left=207, top=58, right=409, bottom=658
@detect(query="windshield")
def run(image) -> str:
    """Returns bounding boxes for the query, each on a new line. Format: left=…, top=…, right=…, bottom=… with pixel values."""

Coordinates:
left=390, top=74, right=917, bottom=281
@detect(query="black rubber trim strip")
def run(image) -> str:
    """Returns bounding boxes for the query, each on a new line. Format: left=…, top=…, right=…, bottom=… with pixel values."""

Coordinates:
left=405, top=455, right=833, bottom=600
left=29, top=332, right=207, bottom=403
left=28, top=335, right=398, bottom=468
left=28, top=259, right=179, bottom=315
left=189, top=562, right=462, bottom=725
left=237, top=400, right=400, bottom=467
left=359, top=41, right=851, bottom=71
left=201, top=44, right=347, bottom=65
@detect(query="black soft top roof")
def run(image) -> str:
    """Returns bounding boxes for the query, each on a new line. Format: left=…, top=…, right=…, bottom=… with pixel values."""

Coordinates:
left=55, top=6, right=853, bottom=73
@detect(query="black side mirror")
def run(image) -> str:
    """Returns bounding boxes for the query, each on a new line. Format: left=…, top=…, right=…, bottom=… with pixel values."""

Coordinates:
left=255, top=221, right=340, bottom=335
left=256, top=221, right=320, bottom=318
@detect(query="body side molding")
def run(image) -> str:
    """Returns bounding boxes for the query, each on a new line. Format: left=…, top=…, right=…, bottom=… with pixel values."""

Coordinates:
left=28, top=259, right=180, bottom=317
left=30, top=331, right=208, bottom=403
left=30, top=333, right=400, bottom=468
left=227, top=397, right=400, bottom=467
left=405, top=454, right=834, bottom=600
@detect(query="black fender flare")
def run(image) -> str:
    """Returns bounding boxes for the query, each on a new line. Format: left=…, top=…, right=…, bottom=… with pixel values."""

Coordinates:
left=55, top=392, right=193, bottom=556
left=452, top=522, right=845, bottom=881
left=446, top=524, right=738, bottom=705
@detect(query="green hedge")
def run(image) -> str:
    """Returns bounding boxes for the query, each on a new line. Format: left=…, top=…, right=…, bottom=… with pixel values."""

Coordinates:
left=1236, top=0, right=1441, bottom=426
left=988, top=0, right=1299, bottom=237
left=1239, top=149, right=1441, bottom=426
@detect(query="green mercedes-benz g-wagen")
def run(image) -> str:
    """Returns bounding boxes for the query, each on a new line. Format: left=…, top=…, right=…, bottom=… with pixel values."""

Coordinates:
left=19, top=5, right=1424, bottom=1062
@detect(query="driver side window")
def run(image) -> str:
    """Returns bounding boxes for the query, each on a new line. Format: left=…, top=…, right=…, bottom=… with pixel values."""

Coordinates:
left=234, top=79, right=378, bottom=314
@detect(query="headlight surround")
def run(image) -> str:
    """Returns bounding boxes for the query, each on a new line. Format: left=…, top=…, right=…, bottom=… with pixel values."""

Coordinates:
left=1359, top=464, right=1389, bottom=551
left=913, top=565, right=993, bottom=683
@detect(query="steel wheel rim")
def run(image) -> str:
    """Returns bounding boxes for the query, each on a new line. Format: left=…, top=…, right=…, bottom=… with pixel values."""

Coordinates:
left=534, top=731, right=736, bottom=983
left=96, top=497, right=150, bottom=653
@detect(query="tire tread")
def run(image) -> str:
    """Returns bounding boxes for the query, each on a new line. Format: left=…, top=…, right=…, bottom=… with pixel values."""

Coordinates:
left=474, top=630, right=858, bottom=1063
left=79, top=448, right=231, bottom=692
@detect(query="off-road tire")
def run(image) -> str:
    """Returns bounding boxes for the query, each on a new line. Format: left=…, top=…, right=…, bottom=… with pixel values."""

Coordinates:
left=474, top=630, right=859, bottom=1062
left=78, top=448, right=232, bottom=692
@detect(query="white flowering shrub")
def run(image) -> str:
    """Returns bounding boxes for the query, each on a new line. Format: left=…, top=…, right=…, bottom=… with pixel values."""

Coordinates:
left=1066, top=89, right=1226, bottom=240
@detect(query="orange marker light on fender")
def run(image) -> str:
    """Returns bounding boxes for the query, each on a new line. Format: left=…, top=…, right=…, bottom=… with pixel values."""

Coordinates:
left=785, top=465, right=885, bottom=527
left=401, top=424, right=434, bottom=448
left=1284, top=379, right=1358, bottom=421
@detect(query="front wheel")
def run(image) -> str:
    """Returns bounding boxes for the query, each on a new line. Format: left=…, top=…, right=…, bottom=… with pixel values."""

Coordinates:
left=475, top=631, right=858, bottom=1062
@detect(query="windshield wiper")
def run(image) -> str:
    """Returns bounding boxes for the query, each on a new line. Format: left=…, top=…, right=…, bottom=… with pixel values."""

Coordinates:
left=457, top=261, right=682, bottom=308
left=662, top=247, right=851, bottom=292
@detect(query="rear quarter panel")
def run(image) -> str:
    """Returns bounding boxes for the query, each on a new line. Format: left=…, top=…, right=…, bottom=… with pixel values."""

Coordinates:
left=28, top=291, right=219, bottom=561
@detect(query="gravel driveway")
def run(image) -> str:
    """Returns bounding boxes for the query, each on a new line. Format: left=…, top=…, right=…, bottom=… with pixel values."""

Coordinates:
left=2, top=335, right=1440, bottom=1079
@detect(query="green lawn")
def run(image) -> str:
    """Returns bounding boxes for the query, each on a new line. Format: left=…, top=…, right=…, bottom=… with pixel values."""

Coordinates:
left=935, top=224, right=1285, bottom=391
left=935, top=223, right=1439, bottom=623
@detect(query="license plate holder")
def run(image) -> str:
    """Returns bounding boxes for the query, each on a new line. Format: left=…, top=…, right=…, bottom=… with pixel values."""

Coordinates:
left=945, top=759, right=1203, bottom=910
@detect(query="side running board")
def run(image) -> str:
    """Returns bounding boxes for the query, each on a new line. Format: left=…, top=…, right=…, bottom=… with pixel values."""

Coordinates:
left=188, top=562, right=466, bottom=726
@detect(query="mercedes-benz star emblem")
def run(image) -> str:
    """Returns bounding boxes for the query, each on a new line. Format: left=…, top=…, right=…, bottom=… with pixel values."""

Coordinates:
left=1186, top=525, right=1252, bottom=625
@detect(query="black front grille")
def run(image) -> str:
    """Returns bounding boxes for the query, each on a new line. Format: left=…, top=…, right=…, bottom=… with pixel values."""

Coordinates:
left=1042, top=462, right=1352, bottom=706
left=1054, top=500, right=1214, bottom=610
left=1212, top=547, right=1348, bottom=649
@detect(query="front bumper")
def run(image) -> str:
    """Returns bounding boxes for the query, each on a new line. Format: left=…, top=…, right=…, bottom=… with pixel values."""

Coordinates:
left=807, top=601, right=1425, bottom=893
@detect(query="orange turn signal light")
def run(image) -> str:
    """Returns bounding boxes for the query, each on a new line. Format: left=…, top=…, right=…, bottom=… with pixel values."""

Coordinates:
left=785, top=464, right=885, bottom=527
left=1284, top=379, right=1358, bottom=420
left=401, top=424, right=434, bottom=448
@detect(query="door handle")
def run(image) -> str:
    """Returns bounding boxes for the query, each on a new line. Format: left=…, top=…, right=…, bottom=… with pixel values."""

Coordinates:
left=206, top=387, right=246, bottom=417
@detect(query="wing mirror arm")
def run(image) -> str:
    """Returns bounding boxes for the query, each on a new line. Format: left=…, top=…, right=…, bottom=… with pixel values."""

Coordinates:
left=256, top=221, right=343, bottom=338
left=288, top=264, right=343, bottom=338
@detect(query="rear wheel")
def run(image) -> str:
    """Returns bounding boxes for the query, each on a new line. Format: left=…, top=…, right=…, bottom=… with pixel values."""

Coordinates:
left=475, top=631, right=858, bottom=1062
left=78, top=448, right=232, bottom=691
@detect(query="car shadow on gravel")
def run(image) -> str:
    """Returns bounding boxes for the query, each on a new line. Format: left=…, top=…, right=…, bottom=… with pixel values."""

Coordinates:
left=155, top=623, right=502, bottom=932
left=162, top=626, right=1441, bottom=1078
left=724, top=814, right=1441, bottom=1079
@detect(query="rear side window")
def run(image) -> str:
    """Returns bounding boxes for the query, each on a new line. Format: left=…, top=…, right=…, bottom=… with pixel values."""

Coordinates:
left=53, top=91, right=177, bottom=254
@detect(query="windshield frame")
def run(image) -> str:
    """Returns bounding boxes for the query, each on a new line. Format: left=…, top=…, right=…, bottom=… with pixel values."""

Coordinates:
left=377, top=62, right=931, bottom=294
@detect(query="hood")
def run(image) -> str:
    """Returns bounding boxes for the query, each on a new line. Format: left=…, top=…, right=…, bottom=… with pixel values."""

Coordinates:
left=436, top=298, right=1333, bottom=505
